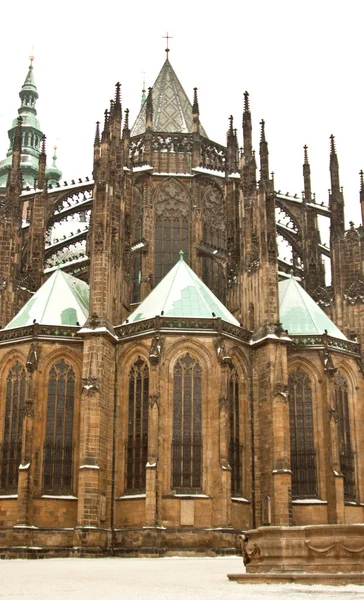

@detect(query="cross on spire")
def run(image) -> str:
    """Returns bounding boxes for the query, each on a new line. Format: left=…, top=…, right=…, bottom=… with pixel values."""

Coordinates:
left=163, top=32, right=173, bottom=55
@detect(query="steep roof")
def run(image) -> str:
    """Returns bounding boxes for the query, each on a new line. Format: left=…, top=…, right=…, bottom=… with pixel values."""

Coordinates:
left=125, top=253, right=239, bottom=326
left=279, top=275, right=346, bottom=339
left=5, top=268, right=89, bottom=329
left=131, top=57, right=207, bottom=137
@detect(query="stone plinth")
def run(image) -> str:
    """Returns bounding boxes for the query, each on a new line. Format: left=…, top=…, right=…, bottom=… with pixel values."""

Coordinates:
left=227, top=524, right=364, bottom=585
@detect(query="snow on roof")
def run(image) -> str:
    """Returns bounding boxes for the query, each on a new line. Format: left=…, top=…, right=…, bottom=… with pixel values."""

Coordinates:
left=125, top=253, right=239, bottom=326
left=5, top=268, right=89, bottom=329
left=279, top=275, right=346, bottom=339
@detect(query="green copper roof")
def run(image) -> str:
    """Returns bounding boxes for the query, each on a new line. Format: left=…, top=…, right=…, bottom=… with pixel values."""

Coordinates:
left=5, top=269, right=89, bottom=329
left=131, top=57, right=207, bottom=137
left=279, top=275, right=346, bottom=340
left=125, top=253, right=239, bottom=325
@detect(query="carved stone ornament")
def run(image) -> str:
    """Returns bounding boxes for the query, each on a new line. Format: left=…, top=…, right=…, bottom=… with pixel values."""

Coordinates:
left=155, top=182, right=188, bottom=217
left=328, top=407, right=338, bottom=424
left=82, top=375, right=100, bottom=396
left=323, top=350, right=337, bottom=377
left=312, top=285, right=333, bottom=309
left=24, top=398, right=34, bottom=418
left=149, top=394, right=160, bottom=409
left=26, top=342, right=39, bottom=373
left=94, top=225, right=104, bottom=253
left=214, top=336, right=232, bottom=365
left=149, top=334, right=163, bottom=365
left=219, top=395, right=230, bottom=413
left=272, top=383, right=289, bottom=402
left=344, top=279, right=364, bottom=305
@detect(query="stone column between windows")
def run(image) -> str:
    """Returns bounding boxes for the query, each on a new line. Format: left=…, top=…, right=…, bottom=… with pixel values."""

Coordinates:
left=219, top=362, right=232, bottom=528
left=17, top=368, right=36, bottom=526
left=325, top=375, right=345, bottom=524
left=146, top=362, right=160, bottom=526
left=271, top=391, right=292, bottom=527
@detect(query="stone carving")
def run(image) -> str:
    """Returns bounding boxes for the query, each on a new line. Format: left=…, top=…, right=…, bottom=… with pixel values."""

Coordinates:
left=214, top=336, right=232, bottom=365
left=24, top=398, right=34, bottom=418
left=272, top=383, right=288, bottom=402
left=26, top=342, right=39, bottom=373
left=328, top=407, right=338, bottom=424
left=155, top=182, right=188, bottom=217
left=149, top=334, right=163, bottom=365
left=149, top=394, right=159, bottom=409
left=344, top=279, right=364, bottom=305
left=306, top=540, right=364, bottom=556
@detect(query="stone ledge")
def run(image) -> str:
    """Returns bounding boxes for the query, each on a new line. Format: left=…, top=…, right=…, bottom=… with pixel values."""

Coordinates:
left=227, top=572, right=364, bottom=586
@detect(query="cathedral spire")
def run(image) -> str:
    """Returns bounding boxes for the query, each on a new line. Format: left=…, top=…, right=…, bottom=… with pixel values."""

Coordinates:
left=146, top=87, right=153, bottom=130
left=330, top=134, right=340, bottom=193
left=243, top=91, right=252, bottom=158
left=329, top=135, right=345, bottom=238
left=303, top=145, right=312, bottom=202
left=192, top=88, right=200, bottom=135
left=360, top=170, right=364, bottom=226
left=259, top=119, right=269, bottom=186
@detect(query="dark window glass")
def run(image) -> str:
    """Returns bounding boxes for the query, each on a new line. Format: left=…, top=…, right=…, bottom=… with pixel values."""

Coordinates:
left=155, top=216, right=189, bottom=285
left=126, top=359, right=149, bottom=492
left=131, top=253, right=142, bottom=304
left=288, top=369, right=317, bottom=498
left=229, top=367, right=242, bottom=495
left=0, top=362, right=26, bottom=493
left=172, top=354, right=202, bottom=491
left=334, top=373, right=356, bottom=501
left=43, top=359, right=75, bottom=494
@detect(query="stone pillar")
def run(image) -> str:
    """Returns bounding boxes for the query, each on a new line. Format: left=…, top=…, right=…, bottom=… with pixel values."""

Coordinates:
left=326, top=374, right=345, bottom=524
left=271, top=391, right=292, bottom=526
left=145, top=335, right=162, bottom=526
left=219, top=394, right=232, bottom=527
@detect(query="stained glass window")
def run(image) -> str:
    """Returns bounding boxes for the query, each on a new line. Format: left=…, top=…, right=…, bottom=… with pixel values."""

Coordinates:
left=126, top=358, right=149, bottom=492
left=172, top=354, right=202, bottom=491
left=0, top=362, right=26, bottom=493
left=288, top=369, right=317, bottom=498
left=43, top=359, right=75, bottom=494
left=155, top=215, right=189, bottom=285
left=228, top=366, right=242, bottom=494
left=334, top=372, right=356, bottom=501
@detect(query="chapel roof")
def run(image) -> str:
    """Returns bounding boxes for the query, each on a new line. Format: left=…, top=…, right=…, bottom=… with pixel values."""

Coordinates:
left=131, top=57, right=207, bottom=137
left=279, top=275, right=346, bottom=340
left=5, top=268, right=89, bottom=329
left=125, top=253, right=239, bottom=326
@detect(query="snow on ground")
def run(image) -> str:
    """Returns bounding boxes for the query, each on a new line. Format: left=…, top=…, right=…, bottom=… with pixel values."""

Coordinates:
left=0, top=556, right=363, bottom=599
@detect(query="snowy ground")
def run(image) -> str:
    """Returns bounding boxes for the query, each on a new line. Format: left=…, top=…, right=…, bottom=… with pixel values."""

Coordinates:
left=1, top=556, right=363, bottom=599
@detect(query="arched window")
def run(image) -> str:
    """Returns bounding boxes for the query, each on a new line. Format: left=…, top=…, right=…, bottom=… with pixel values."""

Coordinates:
left=43, top=359, right=75, bottom=494
left=0, top=362, right=26, bottom=493
left=126, top=358, right=149, bottom=492
left=172, top=353, right=202, bottom=491
left=334, top=372, right=356, bottom=500
left=155, top=182, right=190, bottom=285
left=288, top=369, right=317, bottom=498
left=229, top=366, right=242, bottom=495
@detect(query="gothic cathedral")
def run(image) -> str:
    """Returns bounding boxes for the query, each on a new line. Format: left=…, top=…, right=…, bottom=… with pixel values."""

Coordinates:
left=0, top=52, right=363, bottom=572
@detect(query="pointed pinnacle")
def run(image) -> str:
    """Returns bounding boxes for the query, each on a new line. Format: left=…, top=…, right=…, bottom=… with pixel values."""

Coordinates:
left=94, top=121, right=100, bottom=145
left=229, top=115, right=234, bottom=134
left=304, top=144, right=309, bottom=164
left=260, top=119, right=266, bottom=142
left=41, top=134, right=46, bottom=154
left=123, top=108, right=130, bottom=130
left=360, top=170, right=364, bottom=192
left=192, top=87, right=199, bottom=114
left=115, top=82, right=121, bottom=104
left=13, top=116, right=23, bottom=151
left=330, top=134, right=336, bottom=155
left=244, top=91, right=250, bottom=113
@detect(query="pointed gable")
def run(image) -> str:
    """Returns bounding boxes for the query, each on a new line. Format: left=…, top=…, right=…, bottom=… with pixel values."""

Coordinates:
left=125, top=255, right=238, bottom=326
left=279, top=275, right=346, bottom=340
left=131, top=58, right=207, bottom=137
left=5, top=269, right=89, bottom=329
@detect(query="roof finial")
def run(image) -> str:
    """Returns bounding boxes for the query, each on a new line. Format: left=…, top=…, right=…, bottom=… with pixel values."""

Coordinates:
left=141, top=71, right=147, bottom=106
left=179, top=250, right=184, bottom=261
left=229, top=115, right=234, bottom=135
left=94, top=121, right=100, bottom=145
left=244, top=91, right=250, bottom=113
left=192, top=87, right=199, bottom=115
left=330, top=134, right=336, bottom=156
left=124, top=108, right=130, bottom=130
left=163, top=32, right=173, bottom=57
left=304, top=144, right=309, bottom=164
left=115, top=82, right=121, bottom=105
left=52, top=146, right=58, bottom=167
left=29, top=44, right=35, bottom=65
left=260, top=119, right=266, bottom=142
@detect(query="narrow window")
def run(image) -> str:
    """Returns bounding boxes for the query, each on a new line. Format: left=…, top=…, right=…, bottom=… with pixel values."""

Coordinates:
left=155, top=215, right=189, bottom=285
left=0, top=362, right=26, bottom=493
left=334, top=372, right=356, bottom=500
left=172, top=354, right=202, bottom=491
left=43, top=359, right=75, bottom=494
left=288, top=369, right=317, bottom=498
left=229, top=366, right=242, bottom=495
left=126, top=359, right=149, bottom=492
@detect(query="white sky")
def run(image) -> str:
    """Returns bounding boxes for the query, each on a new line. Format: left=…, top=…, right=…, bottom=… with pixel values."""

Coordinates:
left=0, top=0, right=363, bottom=228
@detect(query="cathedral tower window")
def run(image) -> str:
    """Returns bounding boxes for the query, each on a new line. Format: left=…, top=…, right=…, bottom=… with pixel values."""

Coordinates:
left=288, top=369, right=317, bottom=498
left=334, top=372, right=356, bottom=500
left=172, top=353, right=202, bottom=491
left=43, top=359, right=75, bottom=495
left=155, top=182, right=190, bottom=286
left=229, top=366, right=242, bottom=495
left=0, top=362, right=26, bottom=493
left=201, top=187, right=226, bottom=303
left=126, top=358, right=149, bottom=493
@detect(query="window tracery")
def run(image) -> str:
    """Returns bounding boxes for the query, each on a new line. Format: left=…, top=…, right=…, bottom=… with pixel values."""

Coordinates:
left=172, top=353, right=202, bottom=491
left=288, top=369, right=317, bottom=498
left=0, top=361, right=26, bottom=493
left=202, top=186, right=226, bottom=302
left=334, top=372, right=355, bottom=500
left=126, top=358, right=149, bottom=493
left=43, top=359, right=75, bottom=494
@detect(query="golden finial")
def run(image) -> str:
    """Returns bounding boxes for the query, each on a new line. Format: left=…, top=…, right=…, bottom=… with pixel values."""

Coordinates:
left=29, top=44, right=35, bottom=64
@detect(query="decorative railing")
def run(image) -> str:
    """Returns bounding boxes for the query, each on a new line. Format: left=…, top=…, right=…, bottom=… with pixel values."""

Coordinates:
left=0, top=324, right=81, bottom=343
left=290, top=334, right=360, bottom=355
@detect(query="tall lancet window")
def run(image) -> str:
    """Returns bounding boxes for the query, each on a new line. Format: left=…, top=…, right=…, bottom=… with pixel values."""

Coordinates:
left=155, top=182, right=190, bottom=285
left=288, top=369, right=317, bottom=498
left=172, top=354, right=202, bottom=491
left=334, top=372, right=356, bottom=500
left=0, top=362, right=26, bottom=493
left=229, top=366, right=242, bottom=495
left=43, top=359, right=75, bottom=494
left=126, top=358, right=149, bottom=492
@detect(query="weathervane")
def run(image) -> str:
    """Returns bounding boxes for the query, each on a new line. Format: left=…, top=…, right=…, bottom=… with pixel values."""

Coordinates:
left=163, top=32, right=173, bottom=55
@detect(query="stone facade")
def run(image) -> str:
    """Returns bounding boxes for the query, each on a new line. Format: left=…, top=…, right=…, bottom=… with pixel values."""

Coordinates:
left=0, top=55, right=363, bottom=564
